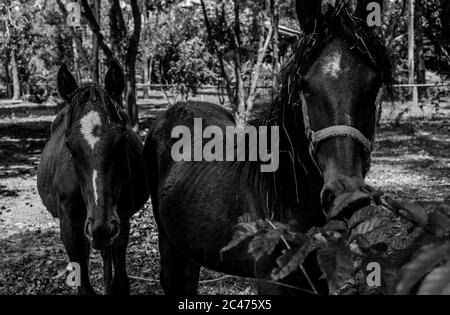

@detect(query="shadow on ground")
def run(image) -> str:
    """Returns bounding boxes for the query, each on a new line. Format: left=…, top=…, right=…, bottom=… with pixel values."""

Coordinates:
left=0, top=204, right=255, bottom=295
left=375, top=117, right=450, bottom=179
left=0, top=121, right=50, bottom=179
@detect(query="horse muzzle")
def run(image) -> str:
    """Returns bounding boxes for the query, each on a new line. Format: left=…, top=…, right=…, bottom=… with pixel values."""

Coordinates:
left=84, top=217, right=121, bottom=250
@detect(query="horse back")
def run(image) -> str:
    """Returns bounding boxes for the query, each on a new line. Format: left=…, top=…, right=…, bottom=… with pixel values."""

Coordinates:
left=148, top=102, right=235, bottom=178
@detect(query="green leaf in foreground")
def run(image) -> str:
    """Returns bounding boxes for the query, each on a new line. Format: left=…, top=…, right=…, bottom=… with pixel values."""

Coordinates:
left=248, top=229, right=282, bottom=262
left=417, top=261, right=450, bottom=295
left=396, top=242, right=450, bottom=295
left=271, top=235, right=315, bottom=281
left=220, top=221, right=260, bottom=258
left=347, top=205, right=379, bottom=229
left=323, top=220, right=348, bottom=232
left=317, top=242, right=354, bottom=294
left=350, top=217, right=392, bottom=241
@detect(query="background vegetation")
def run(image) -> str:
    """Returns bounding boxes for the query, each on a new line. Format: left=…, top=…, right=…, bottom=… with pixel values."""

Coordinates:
left=1, top=0, right=449, bottom=123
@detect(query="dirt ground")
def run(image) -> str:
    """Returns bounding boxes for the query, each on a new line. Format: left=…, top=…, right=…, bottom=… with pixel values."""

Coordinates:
left=0, top=99, right=449, bottom=295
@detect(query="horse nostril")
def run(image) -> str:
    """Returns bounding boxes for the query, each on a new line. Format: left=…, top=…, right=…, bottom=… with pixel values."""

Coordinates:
left=321, top=187, right=336, bottom=212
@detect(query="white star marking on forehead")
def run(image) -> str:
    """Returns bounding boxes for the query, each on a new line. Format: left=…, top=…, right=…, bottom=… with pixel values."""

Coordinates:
left=322, top=52, right=342, bottom=79
left=80, top=110, right=101, bottom=150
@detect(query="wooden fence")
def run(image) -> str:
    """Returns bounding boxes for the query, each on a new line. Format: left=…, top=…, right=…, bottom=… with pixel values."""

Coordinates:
left=1, top=82, right=449, bottom=104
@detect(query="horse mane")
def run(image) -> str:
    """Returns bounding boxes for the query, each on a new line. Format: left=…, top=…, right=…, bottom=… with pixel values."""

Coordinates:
left=248, top=3, right=393, bottom=225
left=65, top=83, right=127, bottom=130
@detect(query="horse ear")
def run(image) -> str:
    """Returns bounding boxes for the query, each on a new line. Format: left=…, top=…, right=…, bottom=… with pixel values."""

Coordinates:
left=355, top=0, right=384, bottom=20
left=105, top=59, right=125, bottom=104
left=296, top=0, right=322, bottom=34
left=57, top=64, right=78, bottom=102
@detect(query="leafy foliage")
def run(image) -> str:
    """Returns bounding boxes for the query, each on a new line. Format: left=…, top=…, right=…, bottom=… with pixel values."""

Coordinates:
left=222, top=191, right=450, bottom=295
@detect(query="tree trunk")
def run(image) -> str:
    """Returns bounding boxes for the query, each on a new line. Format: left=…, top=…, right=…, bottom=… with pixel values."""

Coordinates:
left=109, top=0, right=120, bottom=54
left=246, top=24, right=273, bottom=119
left=143, top=59, right=149, bottom=99
left=142, top=4, right=150, bottom=100
left=56, top=0, right=93, bottom=75
left=271, top=0, right=280, bottom=92
left=233, top=0, right=246, bottom=119
left=415, top=0, right=426, bottom=99
left=441, top=0, right=450, bottom=40
left=125, top=0, right=142, bottom=130
left=92, top=0, right=101, bottom=83
left=126, top=77, right=138, bottom=129
left=11, top=49, right=20, bottom=100
left=125, top=39, right=139, bottom=129
left=408, top=0, right=417, bottom=106
left=200, top=0, right=235, bottom=105
left=440, top=0, right=450, bottom=71
left=4, top=55, right=12, bottom=98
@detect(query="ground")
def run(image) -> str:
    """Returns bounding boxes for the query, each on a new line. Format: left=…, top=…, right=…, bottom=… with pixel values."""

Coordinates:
left=0, top=96, right=449, bottom=295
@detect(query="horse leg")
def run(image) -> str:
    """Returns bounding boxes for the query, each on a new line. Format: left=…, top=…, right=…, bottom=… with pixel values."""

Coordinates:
left=111, top=220, right=131, bottom=295
left=101, top=250, right=113, bottom=295
left=60, top=218, right=95, bottom=295
left=158, top=229, right=200, bottom=296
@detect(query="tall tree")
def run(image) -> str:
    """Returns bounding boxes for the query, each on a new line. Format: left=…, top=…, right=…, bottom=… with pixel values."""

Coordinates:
left=415, top=0, right=426, bottom=98
left=10, top=48, right=20, bottom=100
left=80, top=0, right=142, bottom=129
left=56, top=0, right=94, bottom=79
left=408, top=0, right=418, bottom=106
left=270, top=0, right=280, bottom=91
left=200, top=0, right=273, bottom=123
left=91, top=0, right=101, bottom=83
left=1, top=1, right=32, bottom=100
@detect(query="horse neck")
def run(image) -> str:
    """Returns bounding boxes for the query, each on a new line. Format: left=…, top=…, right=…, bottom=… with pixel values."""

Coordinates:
left=250, top=100, right=324, bottom=228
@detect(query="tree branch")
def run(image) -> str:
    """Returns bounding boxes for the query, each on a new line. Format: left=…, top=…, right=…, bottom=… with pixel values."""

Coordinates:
left=200, top=0, right=235, bottom=105
left=246, top=20, right=273, bottom=113
left=55, top=0, right=93, bottom=73
left=114, top=0, right=127, bottom=36
left=128, top=0, right=141, bottom=56
left=229, top=1, right=245, bottom=113
left=79, top=0, right=114, bottom=60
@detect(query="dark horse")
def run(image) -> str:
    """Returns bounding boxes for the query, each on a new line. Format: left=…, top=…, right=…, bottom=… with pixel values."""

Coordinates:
left=145, top=0, right=393, bottom=295
left=37, top=61, right=149, bottom=295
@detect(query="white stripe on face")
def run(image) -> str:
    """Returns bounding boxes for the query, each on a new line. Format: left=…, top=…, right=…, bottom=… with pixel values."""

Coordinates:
left=322, top=52, right=342, bottom=79
left=92, top=169, right=99, bottom=206
left=80, top=110, right=102, bottom=150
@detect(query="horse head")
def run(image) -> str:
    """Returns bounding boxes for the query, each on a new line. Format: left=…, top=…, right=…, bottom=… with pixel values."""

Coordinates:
left=57, top=60, right=130, bottom=249
left=294, top=0, right=392, bottom=219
